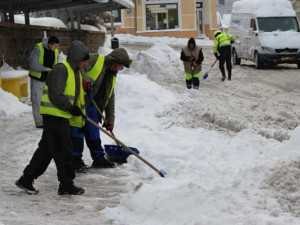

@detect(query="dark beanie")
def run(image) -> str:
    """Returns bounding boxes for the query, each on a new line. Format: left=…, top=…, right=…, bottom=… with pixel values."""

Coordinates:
left=188, top=37, right=196, bottom=46
left=82, top=53, right=90, bottom=61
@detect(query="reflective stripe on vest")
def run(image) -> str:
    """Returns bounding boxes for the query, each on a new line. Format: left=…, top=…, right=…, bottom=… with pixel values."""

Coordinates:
left=40, top=61, right=86, bottom=128
left=86, top=54, right=105, bottom=82
left=29, top=42, right=59, bottom=79
left=105, top=75, right=116, bottom=107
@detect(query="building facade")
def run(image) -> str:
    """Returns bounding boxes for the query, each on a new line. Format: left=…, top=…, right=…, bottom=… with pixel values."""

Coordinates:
left=113, top=0, right=217, bottom=39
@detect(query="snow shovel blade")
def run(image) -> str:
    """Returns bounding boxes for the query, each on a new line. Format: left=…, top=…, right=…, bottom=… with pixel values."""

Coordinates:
left=202, top=72, right=208, bottom=80
left=159, top=170, right=167, bottom=177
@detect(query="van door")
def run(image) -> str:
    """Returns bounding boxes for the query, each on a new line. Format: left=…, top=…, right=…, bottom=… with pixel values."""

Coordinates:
left=244, top=18, right=258, bottom=60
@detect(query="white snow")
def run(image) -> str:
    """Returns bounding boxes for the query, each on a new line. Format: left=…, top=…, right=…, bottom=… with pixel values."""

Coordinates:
left=233, top=0, right=296, bottom=17
left=1, top=63, right=28, bottom=79
left=1, top=13, right=300, bottom=225
left=14, top=15, right=67, bottom=28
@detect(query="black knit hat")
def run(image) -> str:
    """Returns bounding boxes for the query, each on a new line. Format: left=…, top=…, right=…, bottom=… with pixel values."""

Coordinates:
left=82, top=53, right=90, bottom=61
left=188, top=37, right=196, bottom=46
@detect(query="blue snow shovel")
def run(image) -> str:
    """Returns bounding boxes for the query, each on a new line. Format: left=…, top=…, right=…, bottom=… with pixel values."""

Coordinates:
left=202, top=59, right=218, bottom=80
left=86, top=100, right=167, bottom=178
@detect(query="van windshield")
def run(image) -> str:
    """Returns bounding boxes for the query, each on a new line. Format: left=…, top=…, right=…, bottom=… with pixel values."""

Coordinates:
left=257, top=17, right=299, bottom=32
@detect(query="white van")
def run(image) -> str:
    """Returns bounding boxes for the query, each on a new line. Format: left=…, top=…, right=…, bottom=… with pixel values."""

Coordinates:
left=228, top=0, right=300, bottom=69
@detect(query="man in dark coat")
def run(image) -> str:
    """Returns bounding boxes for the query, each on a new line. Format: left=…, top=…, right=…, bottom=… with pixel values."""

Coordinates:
left=16, top=41, right=89, bottom=195
left=71, top=48, right=132, bottom=171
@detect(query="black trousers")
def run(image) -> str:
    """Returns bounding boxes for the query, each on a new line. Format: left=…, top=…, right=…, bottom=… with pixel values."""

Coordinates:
left=219, top=46, right=232, bottom=79
left=23, top=115, right=75, bottom=186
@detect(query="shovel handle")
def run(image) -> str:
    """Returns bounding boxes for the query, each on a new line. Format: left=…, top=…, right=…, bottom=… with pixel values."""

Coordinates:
left=84, top=116, right=164, bottom=177
left=91, top=99, right=121, bottom=145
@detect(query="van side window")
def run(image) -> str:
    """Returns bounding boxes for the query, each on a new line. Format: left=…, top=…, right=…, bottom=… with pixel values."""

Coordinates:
left=250, top=19, right=257, bottom=31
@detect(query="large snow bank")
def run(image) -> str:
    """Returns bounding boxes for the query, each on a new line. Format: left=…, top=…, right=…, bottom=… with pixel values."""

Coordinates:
left=233, top=0, right=296, bottom=17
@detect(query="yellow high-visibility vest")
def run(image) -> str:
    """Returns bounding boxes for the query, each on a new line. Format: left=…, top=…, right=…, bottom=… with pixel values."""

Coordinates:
left=29, top=42, right=59, bottom=79
left=86, top=54, right=105, bottom=82
left=40, top=61, right=85, bottom=128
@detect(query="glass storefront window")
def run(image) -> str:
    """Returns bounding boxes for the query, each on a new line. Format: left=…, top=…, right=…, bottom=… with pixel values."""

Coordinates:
left=146, top=4, right=178, bottom=30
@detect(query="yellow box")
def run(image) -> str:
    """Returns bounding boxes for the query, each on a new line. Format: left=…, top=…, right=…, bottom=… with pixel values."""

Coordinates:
left=2, top=74, right=28, bottom=100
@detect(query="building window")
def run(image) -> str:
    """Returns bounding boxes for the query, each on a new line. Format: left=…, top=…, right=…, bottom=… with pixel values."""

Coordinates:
left=218, top=0, right=225, bottom=5
left=145, top=4, right=179, bottom=30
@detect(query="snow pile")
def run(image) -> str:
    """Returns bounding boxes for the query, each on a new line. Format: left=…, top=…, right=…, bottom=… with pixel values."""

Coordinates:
left=109, top=34, right=213, bottom=46
left=127, top=43, right=183, bottom=85
left=0, top=89, right=31, bottom=116
left=263, top=127, right=300, bottom=216
left=1, top=63, right=28, bottom=79
left=233, top=0, right=296, bottom=17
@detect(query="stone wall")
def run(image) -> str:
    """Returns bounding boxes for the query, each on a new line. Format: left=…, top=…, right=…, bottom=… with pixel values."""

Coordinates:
left=0, top=22, right=106, bottom=69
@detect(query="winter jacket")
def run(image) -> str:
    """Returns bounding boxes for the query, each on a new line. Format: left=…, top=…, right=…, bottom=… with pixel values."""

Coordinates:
left=181, top=38, right=204, bottom=75
left=213, top=31, right=236, bottom=53
left=29, top=38, right=59, bottom=81
left=0, top=53, right=3, bottom=67
left=84, top=48, right=131, bottom=126
left=44, top=40, right=89, bottom=113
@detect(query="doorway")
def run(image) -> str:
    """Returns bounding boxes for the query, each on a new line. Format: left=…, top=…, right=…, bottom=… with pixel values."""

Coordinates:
left=196, top=9, right=204, bottom=37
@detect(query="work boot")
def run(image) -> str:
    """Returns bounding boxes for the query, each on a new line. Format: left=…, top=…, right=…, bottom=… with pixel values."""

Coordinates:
left=92, top=154, right=116, bottom=168
left=58, top=183, right=85, bottom=195
left=221, top=76, right=226, bottom=81
left=193, top=86, right=199, bottom=90
left=15, top=176, right=39, bottom=195
left=72, top=158, right=89, bottom=173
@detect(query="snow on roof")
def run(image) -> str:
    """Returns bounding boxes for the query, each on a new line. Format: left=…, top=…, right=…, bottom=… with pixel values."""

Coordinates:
left=232, top=0, right=296, bottom=17
left=94, top=0, right=134, bottom=8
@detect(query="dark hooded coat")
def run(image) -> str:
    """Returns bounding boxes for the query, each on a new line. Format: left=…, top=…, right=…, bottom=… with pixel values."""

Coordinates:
left=83, top=48, right=131, bottom=126
left=46, top=41, right=89, bottom=112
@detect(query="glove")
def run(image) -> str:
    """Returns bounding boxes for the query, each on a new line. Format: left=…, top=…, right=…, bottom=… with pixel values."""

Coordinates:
left=189, top=56, right=195, bottom=62
left=69, top=106, right=83, bottom=117
left=103, top=123, right=114, bottom=132
left=214, top=53, right=220, bottom=60
left=191, top=62, right=197, bottom=67
left=82, top=81, right=91, bottom=91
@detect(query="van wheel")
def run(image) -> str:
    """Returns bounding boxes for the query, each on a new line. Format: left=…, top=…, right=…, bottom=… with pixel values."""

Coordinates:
left=254, top=52, right=263, bottom=69
left=232, top=49, right=241, bottom=65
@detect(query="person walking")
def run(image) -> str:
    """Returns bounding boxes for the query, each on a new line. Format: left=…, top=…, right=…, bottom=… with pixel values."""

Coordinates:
left=16, top=40, right=89, bottom=195
left=71, top=48, right=132, bottom=172
left=213, top=30, right=236, bottom=81
left=29, top=36, right=60, bottom=128
left=180, top=37, right=204, bottom=90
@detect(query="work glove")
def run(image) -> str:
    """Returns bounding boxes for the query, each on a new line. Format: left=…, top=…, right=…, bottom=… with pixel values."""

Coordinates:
left=189, top=56, right=195, bottom=62
left=82, top=81, right=91, bottom=91
left=69, top=106, right=83, bottom=117
left=214, top=53, right=220, bottom=60
left=191, top=62, right=197, bottom=67
left=103, top=123, right=114, bottom=132
left=46, top=68, right=52, bottom=72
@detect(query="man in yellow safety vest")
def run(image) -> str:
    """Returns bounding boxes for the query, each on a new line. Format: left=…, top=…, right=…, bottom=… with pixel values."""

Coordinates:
left=213, top=30, right=236, bottom=81
left=29, top=36, right=60, bottom=128
left=16, top=41, right=89, bottom=195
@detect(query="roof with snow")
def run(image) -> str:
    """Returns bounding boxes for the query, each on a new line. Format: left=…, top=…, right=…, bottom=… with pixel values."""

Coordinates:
left=0, top=0, right=134, bottom=14
left=232, top=0, right=296, bottom=17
